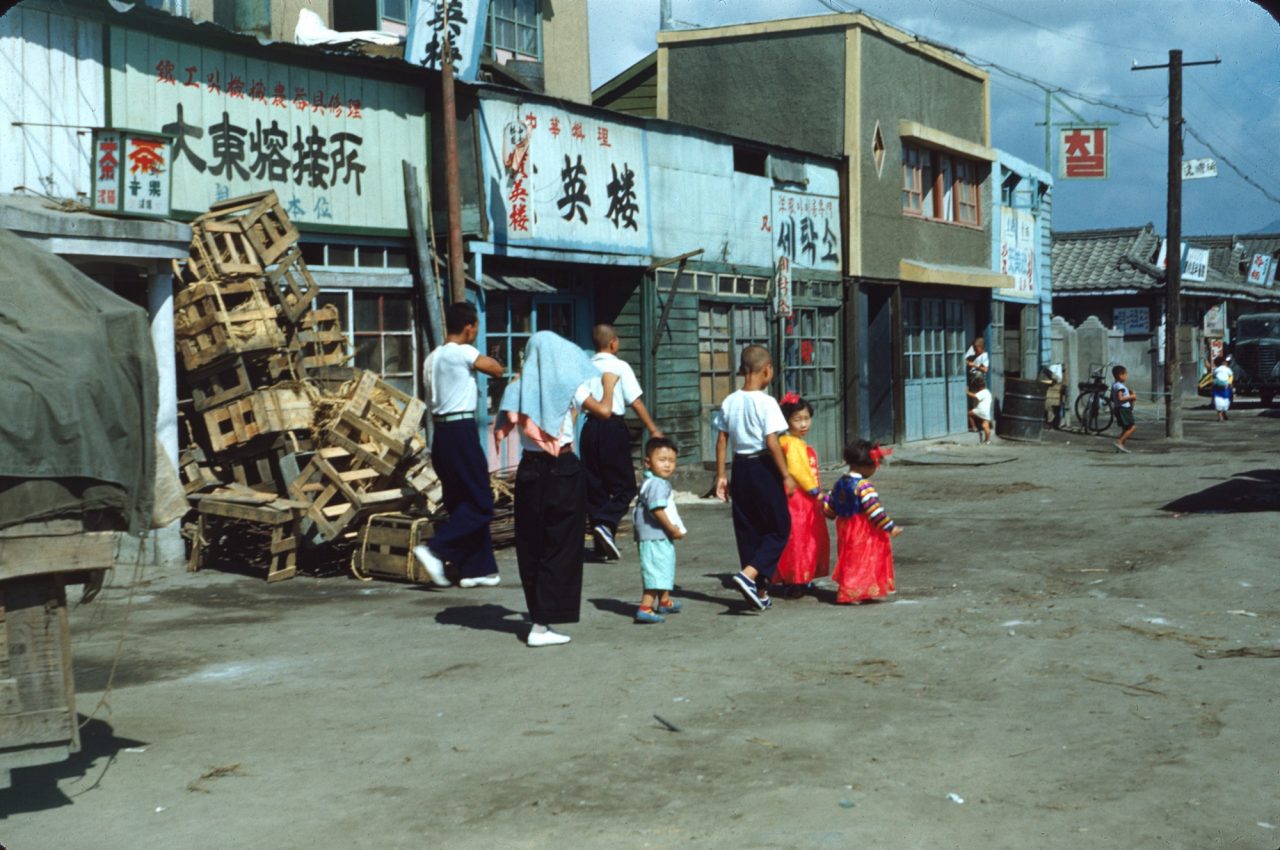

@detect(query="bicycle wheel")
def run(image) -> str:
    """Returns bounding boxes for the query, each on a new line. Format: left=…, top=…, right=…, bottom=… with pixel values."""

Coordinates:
left=1085, top=392, right=1114, bottom=434
left=1074, top=391, right=1092, bottom=428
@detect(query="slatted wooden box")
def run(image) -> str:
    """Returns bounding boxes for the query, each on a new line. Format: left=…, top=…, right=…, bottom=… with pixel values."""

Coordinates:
left=175, top=279, right=285, bottom=372
left=264, top=246, right=320, bottom=325
left=323, top=371, right=426, bottom=474
left=350, top=513, right=435, bottom=584
left=193, top=219, right=263, bottom=278
left=202, top=382, right=313, bottom=454
left=199, top=191, right=299, bottom=267
left=188, top=353, right=275, bottom=411
left=296, top=305, right=350, bottom=371
left=288, top=447, right=408, bottom=542
left=187, top=496, right=302, bottom=582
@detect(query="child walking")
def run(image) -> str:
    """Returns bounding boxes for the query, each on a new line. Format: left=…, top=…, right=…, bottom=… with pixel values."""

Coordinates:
left=1211, top=355, right=1233, bottom=421
left=825, top=439, right=902, bottom=604
left=713, top=345, right=795, bottom=611
left=966, top=377, right=994, bottom=444
left=1111, top=364, right=1137, bottom=453
left=773, top=392, right=830, bottom=597
left=632, top=437, right=686, bottom=623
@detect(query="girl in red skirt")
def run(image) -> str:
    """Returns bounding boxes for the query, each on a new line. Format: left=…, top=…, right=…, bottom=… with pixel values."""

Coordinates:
left=773, top=393, right=831, bottom=597
left=824, top=439, right=902, bottom=604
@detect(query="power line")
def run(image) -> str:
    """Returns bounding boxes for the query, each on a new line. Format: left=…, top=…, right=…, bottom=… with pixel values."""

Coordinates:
left=950, top=0, right=1161, bottom=55
left=1183, top=124, right=1280, bottom=206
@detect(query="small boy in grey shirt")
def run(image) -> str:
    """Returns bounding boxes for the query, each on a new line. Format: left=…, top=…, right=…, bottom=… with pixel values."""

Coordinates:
left=632, top=437, right=686, bottom=623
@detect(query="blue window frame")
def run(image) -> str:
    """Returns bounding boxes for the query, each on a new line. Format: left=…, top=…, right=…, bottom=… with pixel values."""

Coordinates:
left=485, top=0, right=541, bottom=60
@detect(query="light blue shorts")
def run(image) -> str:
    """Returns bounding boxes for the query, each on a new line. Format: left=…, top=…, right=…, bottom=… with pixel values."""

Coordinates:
left=639, top=539, right=677, bottom=591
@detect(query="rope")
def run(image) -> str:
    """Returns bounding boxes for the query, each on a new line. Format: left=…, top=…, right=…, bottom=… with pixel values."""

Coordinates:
left=349, top=512, right=434, bottom=583
left=78, top=532, right=149, bottom=729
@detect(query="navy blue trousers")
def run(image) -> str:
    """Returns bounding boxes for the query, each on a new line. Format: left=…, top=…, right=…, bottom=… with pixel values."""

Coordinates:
left=429, top=419, right=498, bottom=579
left=581, top=416, right=638, bottom=533
left=729, top=453, right=792, bottom=585
left=514, top=450, right=585, bottom=625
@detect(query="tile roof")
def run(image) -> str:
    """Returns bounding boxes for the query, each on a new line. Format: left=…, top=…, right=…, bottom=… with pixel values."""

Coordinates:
left=1050, top=224, right=1162, bottom=292
left=1183, top=232, right=1280, bottom=278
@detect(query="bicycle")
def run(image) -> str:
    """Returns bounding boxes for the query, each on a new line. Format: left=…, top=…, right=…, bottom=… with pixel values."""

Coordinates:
left=1074, top=365, right=1114, bottom=434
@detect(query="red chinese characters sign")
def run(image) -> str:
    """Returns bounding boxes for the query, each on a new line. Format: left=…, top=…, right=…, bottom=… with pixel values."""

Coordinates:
left=92, top=129, right=174, bottom=216
left=1059, top=127, right=1108, bottom=180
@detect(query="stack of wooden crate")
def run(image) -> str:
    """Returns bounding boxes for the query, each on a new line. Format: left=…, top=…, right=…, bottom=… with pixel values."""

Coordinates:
left=173, top=192, right=439, bottom=580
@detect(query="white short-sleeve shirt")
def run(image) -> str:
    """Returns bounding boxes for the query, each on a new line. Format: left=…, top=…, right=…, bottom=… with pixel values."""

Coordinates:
left=424, top=342, right=480, bottom=416
left=520, top=382, right=593, bottom=452
left=972, top=388, right=993, bottom=421
left=966, top=347, right=990, bottom=372
left=714, top=389, right=788, bottom=454
left=591, top=352, right=643, bottom=416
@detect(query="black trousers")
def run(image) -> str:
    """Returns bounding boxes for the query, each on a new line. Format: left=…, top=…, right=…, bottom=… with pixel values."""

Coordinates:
left=428, top=419, right=498, bottom=579
left=729, top=454, right=792, bottom=586
left=514, top=450, right=585, bottom=625
left=581, top=416, right=637, bottom=533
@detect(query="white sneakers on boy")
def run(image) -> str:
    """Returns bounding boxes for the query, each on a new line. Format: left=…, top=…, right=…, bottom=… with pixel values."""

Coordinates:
left=459, top=574, right=501, bottom=588
left=411, top=545, right=449, bottom=586
left=526, top=628, right=571, bottom=647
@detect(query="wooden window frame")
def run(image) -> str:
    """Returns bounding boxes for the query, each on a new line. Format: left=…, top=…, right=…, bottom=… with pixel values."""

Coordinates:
left=902, top=144, right=983, bottom=228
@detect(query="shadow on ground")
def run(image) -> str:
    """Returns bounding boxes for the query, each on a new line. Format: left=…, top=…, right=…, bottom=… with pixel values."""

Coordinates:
left=1160, top=469, right=1280, bottom=513
left=0, top=718, right=147, bottom=817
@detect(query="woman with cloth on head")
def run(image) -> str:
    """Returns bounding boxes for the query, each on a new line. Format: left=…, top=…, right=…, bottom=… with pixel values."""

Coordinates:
left=494, top=331, right=617, bottom=648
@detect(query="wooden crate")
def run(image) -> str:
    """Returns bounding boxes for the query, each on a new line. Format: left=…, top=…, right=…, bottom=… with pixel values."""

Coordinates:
left=194, top=219, right=263, bottom=277
left=322, top=374, right=425, bottom=476
left=175, top=280, right=285, bottom=372
left=219, top=433, right=314, bottom=494
left=199, top=191, right=299, bottom=267
left=265, top=246, right=319, bottom=324
left=288, top=447, right=408, bottom=542
left=350, top=513, right=435, bottom=584
left=202, top=383, right=313, bottom=454
left=403, top=453, right=443, bottom=514
left=187, top=496, right=302, bottom=582
left=189, top=353, right=273, bottom=411
left=296, top=305, right=350, bottom=371
left=179, top=444, right=222, bottom=494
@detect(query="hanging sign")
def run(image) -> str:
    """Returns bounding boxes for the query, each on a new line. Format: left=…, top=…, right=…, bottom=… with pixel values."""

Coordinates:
left=405, top=0, right=491, bottom=81
left=773, top=255, right=793, bottom=318
left=91, top=128, right=174, bottom=217
left=1247, top=253, right=1274, bottom=286
left=1181, top=157, right=1218, bottom=180
left=1059, top=127, right=1108, bottom=179
left=1183, top=247, right=1209, bottom=282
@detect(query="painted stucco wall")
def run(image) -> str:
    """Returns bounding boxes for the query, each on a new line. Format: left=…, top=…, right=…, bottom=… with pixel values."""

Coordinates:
left=857, top=30, right=990, bottom=279
left=188, top=0, right=331, bottom=40
left=664, top=28, right=846, bottom=158
left=541, top=0, right=590, bottom=104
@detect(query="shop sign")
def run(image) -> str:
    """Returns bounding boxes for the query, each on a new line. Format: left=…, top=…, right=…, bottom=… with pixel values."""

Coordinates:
left=1114, top=307, right=1150, bottom=335
left=406, top=0, right=490, bottom=81
left=92, top=129, right=173, bottom=217
left=1181, top=157, right=1218, bottom=180
left=482, top=99, right=650, bottom=254
left=773, top=255, right=793, bottom=318
left=1059, top=127, right=1108, bottom=179
left=770, top=190, right=840, bottom=274
left=110, top=28, right=426, bottom=230
left=998, top=206, right=1036, bottom=297
left=1247, top=253, right=1274, bottom=286
left=1203, top=301, right=1227, bottom=338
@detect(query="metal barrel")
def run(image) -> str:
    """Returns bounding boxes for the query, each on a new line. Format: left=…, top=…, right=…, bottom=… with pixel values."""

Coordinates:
left=997, top=377, right=1047, bottom=442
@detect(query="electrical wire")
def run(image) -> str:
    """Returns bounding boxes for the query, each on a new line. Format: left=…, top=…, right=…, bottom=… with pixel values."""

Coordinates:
left=1183, top=124, right=1280, bottom=206
left=950, top=0, right=1162, bottom=55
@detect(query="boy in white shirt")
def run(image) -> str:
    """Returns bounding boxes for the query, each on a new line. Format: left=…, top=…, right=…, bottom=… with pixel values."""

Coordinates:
left=1111, top=364, right=1137, bottom=453
left=582, top=324, right=663, bottom=560
left=966, top=377, right=994, bottom=444
left=414, top=303, right=505, bottom=588
left=713, top=345, right=795, bottom=610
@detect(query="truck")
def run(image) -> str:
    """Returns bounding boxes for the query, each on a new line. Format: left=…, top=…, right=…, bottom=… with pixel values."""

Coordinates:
left=1230, top=313, right=1280, bottom=407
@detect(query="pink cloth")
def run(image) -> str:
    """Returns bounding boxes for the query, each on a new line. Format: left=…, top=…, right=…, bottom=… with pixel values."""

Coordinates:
left=494, top=411, right=560, bottom=455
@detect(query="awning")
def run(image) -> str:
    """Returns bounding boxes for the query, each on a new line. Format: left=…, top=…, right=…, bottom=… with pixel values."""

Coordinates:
left=480, top=273, right=557, bottom=293
left=899, top=259, right=1012, bottom=289
left=898, top=120, right=996, bottom=162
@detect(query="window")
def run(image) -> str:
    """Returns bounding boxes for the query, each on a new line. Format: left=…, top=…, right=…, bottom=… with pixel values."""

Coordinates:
left=656, top=270, right=768, bottom=297
left=782, top=305, right=838, bottom=400
left=698, top=301, right=770, bottom=415
left=486, top=0, right=540, bottom=59
left=352, top=292, right=416, bottom=396
left=902, top=144, right=983, bottom=226
left=382, top=0, right=406, bottom=23
left=482, top=293, right=576, bottom=414
left=733, top=146, right=767, bottom=176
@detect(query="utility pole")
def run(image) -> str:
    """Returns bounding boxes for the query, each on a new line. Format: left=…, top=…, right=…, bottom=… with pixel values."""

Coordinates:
left=440, top=3, right=467, bottom=304
left=1132, top=50, right=1219, bottom=439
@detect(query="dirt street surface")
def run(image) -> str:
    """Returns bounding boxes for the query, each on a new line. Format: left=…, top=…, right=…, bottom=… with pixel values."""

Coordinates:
left=4, top=403, right=1278, bottom=849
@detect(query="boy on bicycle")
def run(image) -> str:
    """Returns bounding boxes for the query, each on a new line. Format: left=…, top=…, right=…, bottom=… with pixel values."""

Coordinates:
left=1111, top=364, right=1136, bottom=453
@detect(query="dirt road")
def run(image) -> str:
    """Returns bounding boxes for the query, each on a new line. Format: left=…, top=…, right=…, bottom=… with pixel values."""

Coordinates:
left=4, top=402, right=1278, bottom=849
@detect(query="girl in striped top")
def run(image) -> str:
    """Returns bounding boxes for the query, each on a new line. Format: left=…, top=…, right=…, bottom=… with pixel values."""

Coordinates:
left=824, top=439, right=903, bottom=604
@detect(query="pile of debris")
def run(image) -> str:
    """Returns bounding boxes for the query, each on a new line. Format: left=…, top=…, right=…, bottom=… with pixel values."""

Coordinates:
left=175, top=191, right=441, bottom=582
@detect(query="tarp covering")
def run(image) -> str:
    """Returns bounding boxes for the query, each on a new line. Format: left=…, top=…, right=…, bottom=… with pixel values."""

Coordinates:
left=0, top=227, right=157, bottom=535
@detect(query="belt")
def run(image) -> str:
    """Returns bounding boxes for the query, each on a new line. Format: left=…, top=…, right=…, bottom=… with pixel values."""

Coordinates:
left=525, top=444, right=575, bottom=457
left=433, top=412, right=474, bottom=423
left=734, top=450, right=771, bottom=460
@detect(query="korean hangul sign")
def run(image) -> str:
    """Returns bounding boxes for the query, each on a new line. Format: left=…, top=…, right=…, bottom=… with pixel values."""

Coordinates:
left=997, top=205, right=1036, bottom=297
left=1247, top=253, right=1274, bottom=286
left=773, top=255, right=793, bottom=318
left=92, top=129, right=173, bottom=217
left=770, top=190, right=840, bottom=274
left=1059, top=127, right=1108, bottom=180
left=109, top=27, right=426, bottom=230
left=406, top=0, right=490, bottom=81
left=1113, top=307, right=1150, bottom=335
left=481, top=99, right=650, bottom=254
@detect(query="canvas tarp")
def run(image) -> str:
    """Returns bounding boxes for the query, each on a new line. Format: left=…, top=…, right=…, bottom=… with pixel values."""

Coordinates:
left=0, top=227, right=157, bottom=535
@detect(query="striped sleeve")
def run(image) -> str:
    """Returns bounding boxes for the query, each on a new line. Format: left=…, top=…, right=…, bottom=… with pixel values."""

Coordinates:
left=857, top=481, right=896, bottom=532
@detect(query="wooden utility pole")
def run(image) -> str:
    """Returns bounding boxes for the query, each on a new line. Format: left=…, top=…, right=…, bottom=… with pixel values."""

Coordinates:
left=1132, top=50, right=1219, bottom=439
left=440, top=4, right=467, bottom=304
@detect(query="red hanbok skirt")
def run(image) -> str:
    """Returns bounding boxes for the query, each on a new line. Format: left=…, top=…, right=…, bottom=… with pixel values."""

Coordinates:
left=832, top=513, right=894, bottom=603
left=775, top=489, right=830, bottom=585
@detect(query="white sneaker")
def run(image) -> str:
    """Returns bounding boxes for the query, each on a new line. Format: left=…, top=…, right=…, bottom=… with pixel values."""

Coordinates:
left=411, top=545, right=449, bottom=586
left=459, top=573, right=501, bottom=588
left=526, top=629, right=571, bottom=647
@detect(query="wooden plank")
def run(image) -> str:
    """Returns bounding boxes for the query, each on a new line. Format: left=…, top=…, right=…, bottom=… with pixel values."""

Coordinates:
left=0, top=533, right=117, bottom=582
left=0, top=708, right=74, bottom=747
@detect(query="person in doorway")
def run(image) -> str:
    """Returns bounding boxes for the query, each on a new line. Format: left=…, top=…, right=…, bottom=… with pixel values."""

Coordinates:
left=773, top=392, right=830, bottom=597
left=582, top=324, right=663, bottom=561
left=631, top=437, right=686, bottom=624
left=966, top=376, right=995, bottom=444
left=1211, top=355, right=1234, bottom=421
left=965, top=338, right=990, bottom=430
left=495, top=331, right=617, bottom=647
left=713, top=345, right=794, bottom=611
left=1111, top=364, right=1137, bottom=453
left=413, top=303, right=506, bottom=589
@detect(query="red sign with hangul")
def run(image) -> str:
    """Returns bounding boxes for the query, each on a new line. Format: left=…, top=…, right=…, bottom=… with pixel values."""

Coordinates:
left=1059, top=127, right=1108, bottom=179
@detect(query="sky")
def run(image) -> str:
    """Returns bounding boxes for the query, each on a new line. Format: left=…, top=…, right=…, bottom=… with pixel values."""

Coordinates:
left=587, top=0, right=1280, bottom=236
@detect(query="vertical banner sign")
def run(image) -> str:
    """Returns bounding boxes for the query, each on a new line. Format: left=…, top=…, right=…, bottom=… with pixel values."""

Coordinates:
left=770, top=190, right=840, bottom=274
left=998, top=206, right=1036, bottom=296
left=92, top=129, right=173, bottom=217
left=1247, top=253, right=1274, bottom=286
left=92, top=130, right=121, bottom=212
left=1202, top=301, right=1226, bottom=338
left=1183, top=247, right=1209, bottom=283
left=773, top=255, right=793, bottom=317
left=481, top=99, right=651, bottom=254
left=1059, top=127, right=1108, bottom=179
left=406, top=0, right=491, bottom=82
